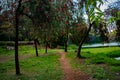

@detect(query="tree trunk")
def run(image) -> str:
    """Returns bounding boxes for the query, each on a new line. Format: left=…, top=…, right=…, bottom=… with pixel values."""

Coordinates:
left=77, top=23, right=93, bottom=58
left=14, top=0, right=22, bottom=75
left=15, top=16, right=20, bottom=75
left=64, top=41, right=67, bottom=52
left=45, top=41, right=48, bottom=54
left=45, top=31, right=48, bottom=54
left=65, top=25, right=69, bottom=52
left=77, top=44, right=82, bottom=58
left=34, top=39, right=38, bottom=56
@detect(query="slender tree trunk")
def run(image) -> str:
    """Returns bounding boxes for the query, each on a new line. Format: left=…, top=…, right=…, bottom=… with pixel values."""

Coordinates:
left=34, top=39, right=38, bottom=56
left=45, top=30, right=48, bottom=54
left=15, top=15, right=20, bottom=75
left=65, top=25, right=69, bottom=52
left=45, top=41, right=48, bottom=54
left=77, top=23, right=93, bottom=58
left=64, top=41, right=67, bottom=52
left=77, top=44, right=82, bottom=58
left=14, top=0, right=22, bottom=75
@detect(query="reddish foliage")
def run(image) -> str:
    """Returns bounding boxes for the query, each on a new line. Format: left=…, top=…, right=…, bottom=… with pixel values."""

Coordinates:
left=66, top=20, right=69, bottom=24
left=112, top=10, right=117, bottom=13
left=49, top=0, right=53, bottom=2
left=76, top=27, right=80, bottom=31
left=57, top=7, right=61, bottom=11
left=64, top=4, right=67, bottom=9
left=61, top=31, right=65, bottom=35
left=12, top=2, right=16, bottom=7
left=0, top=15, right=2, bottom=20
left=25, top=8, right=30, bottom=13
left=25, top=0, right=29, bottom=2
left=65, top=12, right=69, bottom=16
left=58, top=16, right=62, bottom=21
left=10, top=10, right=14, bottom=14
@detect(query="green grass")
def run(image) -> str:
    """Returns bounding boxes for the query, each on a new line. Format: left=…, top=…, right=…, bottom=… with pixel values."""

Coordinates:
left=0, top=45, right=63, bottom=56
left=67, top=47, right=120, bottom=80
left=0, top=46, right=14, bottom=56
left=82, top=47, right=120, bottom=54
left=0, top=52, right=63, bottom=80
left=68, top=44, right=78, bottom=50
left=1, top=45, right=120, bottom=80
left=0, top=45, right=63, bottom=80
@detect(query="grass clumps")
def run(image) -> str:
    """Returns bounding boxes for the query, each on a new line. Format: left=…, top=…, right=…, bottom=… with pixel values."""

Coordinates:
left=67, top=47, right=120, bottom=80
left=0, top=48, right=63, bottom=80
left=106, top=50, right=120, bottom=58
left=0, top=54, right=63, bottom=80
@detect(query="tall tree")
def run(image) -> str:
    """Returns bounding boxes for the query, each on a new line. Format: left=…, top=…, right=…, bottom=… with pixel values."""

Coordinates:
left=77, top=0, right=104, bottom=58
left=22, top=0, right=53, bottom=54
left=55, top=0, right=79, bottom=52
left=15, top=0, right=22, bottom=75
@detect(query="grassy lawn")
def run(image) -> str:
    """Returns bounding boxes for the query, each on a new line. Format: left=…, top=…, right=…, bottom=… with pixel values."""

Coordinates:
left=0, top=45, right=62, bottom=56
left=0, top=45, right=63, bottom=80
left=67, top=47, right=120, bottom=80
left=1, top=45, right=120, bottom=80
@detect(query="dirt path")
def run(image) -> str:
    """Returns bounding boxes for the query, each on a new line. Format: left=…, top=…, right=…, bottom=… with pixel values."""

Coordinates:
left=59, top=52, right=92, bottom=80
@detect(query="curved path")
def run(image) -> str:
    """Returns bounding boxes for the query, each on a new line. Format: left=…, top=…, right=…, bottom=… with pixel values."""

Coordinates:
left=59, top=52, right=92, bottom=80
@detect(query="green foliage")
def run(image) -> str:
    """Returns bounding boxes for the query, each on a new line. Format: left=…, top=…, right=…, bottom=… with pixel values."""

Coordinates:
left=86, top=0, right=104, bottom=24
left=117, top=11, right=120, bottom=20
left=107, top=17, right=116, bottom=24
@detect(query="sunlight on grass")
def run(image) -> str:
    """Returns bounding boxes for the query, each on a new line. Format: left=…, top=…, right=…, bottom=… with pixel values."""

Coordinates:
left=82, top=47, right=120, bottom=54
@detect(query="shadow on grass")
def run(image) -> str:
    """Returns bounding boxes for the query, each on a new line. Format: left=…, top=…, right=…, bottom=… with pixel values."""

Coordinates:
left=81, top=50, right=120, bottom=66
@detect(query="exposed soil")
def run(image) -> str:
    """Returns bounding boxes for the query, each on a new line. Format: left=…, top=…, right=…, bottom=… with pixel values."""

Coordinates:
left=0, top=56, right=13, bottom=63
left=59, top=52, right=92, bottom=80
left=0, top=54, right=34, bottom=63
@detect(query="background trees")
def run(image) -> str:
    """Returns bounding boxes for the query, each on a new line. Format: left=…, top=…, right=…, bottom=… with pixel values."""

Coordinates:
left=105, top=0, right=120, bottom=43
